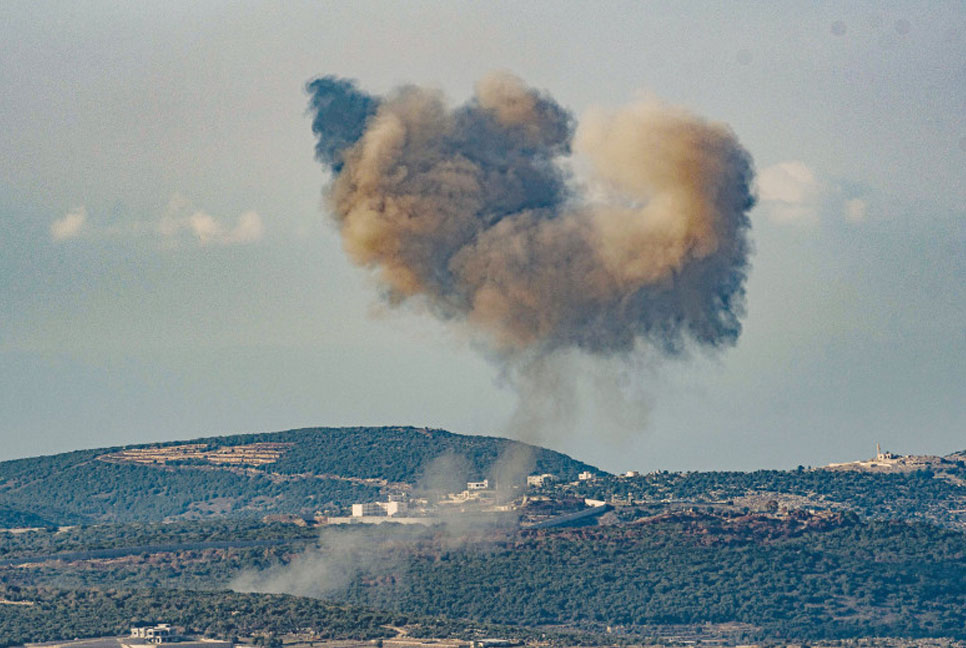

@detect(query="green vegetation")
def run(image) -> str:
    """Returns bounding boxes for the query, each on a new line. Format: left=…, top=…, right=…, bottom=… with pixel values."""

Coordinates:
left=0, top=586, right=414, bottom=646
left=0, top=459, right=379, bottom=523
left=0, top=586, right=608, bottom=647
left=7, top=513, right=966, bottom=642
left=0, top=427, right=595, bottom=524
left=0, top=506, right=58, bottom=528
left=0, top=518, right=317, bottom=561
left=567, top=468, right=966, bottom=528
left=257, top=427, right=595, bottom=483
left=331, top=515, right=966, bottom=641
left=4, top=429, right=966, bottom=644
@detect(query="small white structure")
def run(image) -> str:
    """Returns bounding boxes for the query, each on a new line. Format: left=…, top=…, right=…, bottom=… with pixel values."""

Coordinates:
left=526, top=473, right=557, bottom=487
left=578, top=471, right=594, bottom=481
left=467, top=479, right=490, bottom=490
left=130, top=624, right=175, bottom=644
left=623, top=470, right=640, bottom=478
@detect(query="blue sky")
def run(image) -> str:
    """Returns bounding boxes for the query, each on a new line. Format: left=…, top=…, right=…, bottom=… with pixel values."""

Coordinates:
left=1, top=1, right=964, bottom=472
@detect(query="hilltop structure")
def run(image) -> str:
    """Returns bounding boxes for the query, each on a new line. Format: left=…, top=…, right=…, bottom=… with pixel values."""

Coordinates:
left=825, top=444, right=959, bottom=473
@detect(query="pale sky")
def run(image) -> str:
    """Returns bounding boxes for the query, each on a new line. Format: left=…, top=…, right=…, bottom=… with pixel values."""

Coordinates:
left=1, top=1, right=964, bottom=472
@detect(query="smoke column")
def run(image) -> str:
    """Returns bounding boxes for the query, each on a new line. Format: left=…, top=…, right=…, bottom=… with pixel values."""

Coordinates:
left=308, top=72, right=754, bottom=434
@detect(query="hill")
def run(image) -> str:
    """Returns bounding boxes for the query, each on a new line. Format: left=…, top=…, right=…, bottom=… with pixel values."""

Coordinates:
left=562, top=464, right=966, bottom=529
left=0, top=586, right=605, bottom=648
left=4, top=433, right=966, bottom=644
left=0, top=427, right=599, bottom=525
left=6, top=512, right=966, bottom=643
left=330, top=512, right=966, bottom=641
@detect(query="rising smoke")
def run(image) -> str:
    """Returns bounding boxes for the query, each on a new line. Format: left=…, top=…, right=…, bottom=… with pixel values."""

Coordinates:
left=308, top=72, right=755, bottom=437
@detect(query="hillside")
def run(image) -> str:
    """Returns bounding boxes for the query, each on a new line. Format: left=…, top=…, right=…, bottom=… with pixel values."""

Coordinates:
left=4, top=433, right=966, bottom=644
left=331, top=513, right=966, bottom=641
left=0, top=427, right=599, bottom=525
left=0, top=586, right=604, bottom=648
left=562, top=464, right=966, bottom=529
left=6, top=512, right=966, bottom=643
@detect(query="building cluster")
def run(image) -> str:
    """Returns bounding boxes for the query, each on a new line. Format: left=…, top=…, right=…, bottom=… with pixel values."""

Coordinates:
left=335, top=470, right=616, bottom=526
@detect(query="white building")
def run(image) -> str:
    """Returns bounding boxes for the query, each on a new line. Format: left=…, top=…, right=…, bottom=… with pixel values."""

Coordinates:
left=466, top=479, right=490, bottom=490
left=130, top=624, right=175, bottom=644
left=526, top=473, right=557, bottom=487
left=351, top=501, right=409, bottom=517
left=578, top=471, right=594, bottom=481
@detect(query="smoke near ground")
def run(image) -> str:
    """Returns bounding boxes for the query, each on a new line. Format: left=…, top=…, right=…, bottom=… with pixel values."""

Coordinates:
left=308, top=72, right=755, bottom=439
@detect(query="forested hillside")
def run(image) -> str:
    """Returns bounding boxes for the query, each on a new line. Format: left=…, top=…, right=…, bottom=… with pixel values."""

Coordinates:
left=0, top=586, right=600, bottom=647
left=563, top=467, right=966, bottom=529
left=0, top=427, right=597, bottom=525
left=4, top=431, right=966, bottom=644
left=334, top=513, right=966, bottom=641
left=6, top=512, right=966, bottom=643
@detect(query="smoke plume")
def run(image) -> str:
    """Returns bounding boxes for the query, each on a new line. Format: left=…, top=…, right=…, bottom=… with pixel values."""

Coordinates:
left=309, top=72, right=753, bottom=357
left=308, top=72, right=754, bottom=436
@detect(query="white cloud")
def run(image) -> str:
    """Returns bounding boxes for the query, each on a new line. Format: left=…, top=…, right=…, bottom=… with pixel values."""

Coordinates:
left=47, top=195, right=262, bottom=246
left=159, top=195, right=264, bottom=246
left=844, top=198, right=868, bottom=223
left=757, top=161, right=871, bottom=225
left=229, top=210, right=264, bottom=244
left=188, top=210, right=224, bottom=244
left=756, top=161, right=823, bottom=223
left=50, top=206, right=87, bottom=240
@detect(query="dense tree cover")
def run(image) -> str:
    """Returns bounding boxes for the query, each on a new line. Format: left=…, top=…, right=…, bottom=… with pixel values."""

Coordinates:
left=8, top=514, right=966, bottom=641
left=0, top=586, right=606, bottom=647
left=0, top=507, right=57, bottom=528
left=566, top=468, right=966, bottom=528
left=0, top=427, right=594, bottom=524
left=0, top=519, right=318, bottom=561
left=0, top=587, right=406, bottom=646
left=1, top=541, right=321, bottom=591
left=326, top=516, right=966, bottom=641
left=254, top=427, right=596, bottom=483
left=0, top=459, right=380, bottom=524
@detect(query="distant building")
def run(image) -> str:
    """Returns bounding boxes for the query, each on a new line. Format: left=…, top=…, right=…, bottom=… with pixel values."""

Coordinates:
left=466, top=479, right=490, bottom=490
left=351, top=501, right=408, bottom=517
left=526, top=473, right=557, bottom=487
left=130, top=624, right=176, bottom=644
left=352, top=502, right=381, bottom=517
left=622, top=470, right=640, bottom=478
left=578, top=471, right=594, bottom=481
left=875, top=443, right=898, bottom=461
left=471, top=639, right=521, bottom=648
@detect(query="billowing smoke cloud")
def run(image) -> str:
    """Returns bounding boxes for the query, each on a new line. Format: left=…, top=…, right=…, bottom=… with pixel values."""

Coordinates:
left=309, top=72, right=753, bottom=361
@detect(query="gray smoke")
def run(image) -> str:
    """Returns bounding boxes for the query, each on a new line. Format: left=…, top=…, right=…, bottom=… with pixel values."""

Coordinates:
left=231, top=452, right=520, bottom=599
left=308, top=71, right=753, bottom=358
left=308, top=71, right=754, bottom=439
